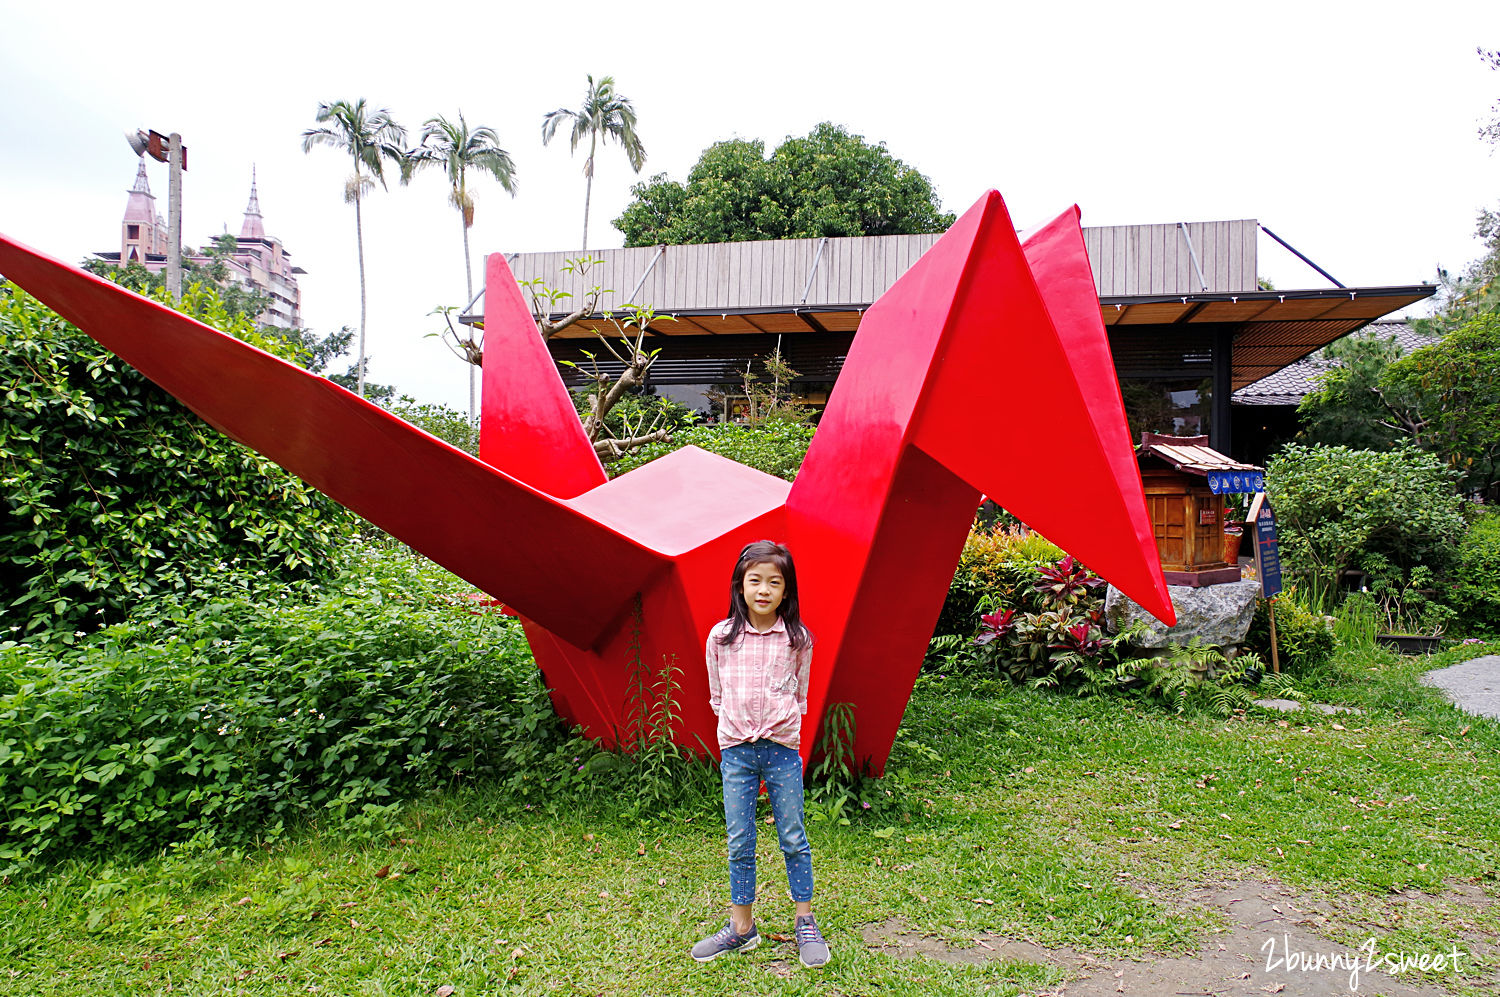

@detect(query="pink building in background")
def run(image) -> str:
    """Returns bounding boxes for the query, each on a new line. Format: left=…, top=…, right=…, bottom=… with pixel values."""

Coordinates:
left=95, top=166, right=305, bottom=329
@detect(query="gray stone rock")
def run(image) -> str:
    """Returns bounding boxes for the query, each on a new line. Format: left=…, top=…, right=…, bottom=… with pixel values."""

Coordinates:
left=1105, top=579, right=1260, bottom=649
left=1253, top=698, right=1364, bottom=715
left=1420, top=655, right=1500, bottom=720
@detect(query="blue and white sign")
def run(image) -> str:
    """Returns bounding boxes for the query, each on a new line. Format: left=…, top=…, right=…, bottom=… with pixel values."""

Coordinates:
left=1208, top=471, right=1266, bottom=494
left=1255, top=503, right=1283, bottom=598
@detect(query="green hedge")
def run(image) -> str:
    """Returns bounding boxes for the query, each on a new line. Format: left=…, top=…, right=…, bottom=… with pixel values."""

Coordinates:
left=608, top=421, right=815, bottom=481
left=1, top=284, right=353, bottom=645
left=1452, top=510, right=1500, bottom=636
left=0, top=549, right=572, bottom=873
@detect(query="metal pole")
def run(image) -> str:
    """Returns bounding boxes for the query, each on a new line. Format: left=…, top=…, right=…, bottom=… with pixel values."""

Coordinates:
left=1177, top=222, right=1209, bottom=292
left=166, top=133, right=183, bottom=301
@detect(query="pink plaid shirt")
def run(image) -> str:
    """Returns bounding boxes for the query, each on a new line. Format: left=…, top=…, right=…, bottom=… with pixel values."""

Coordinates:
left=704, top=617, right=813, bottom=751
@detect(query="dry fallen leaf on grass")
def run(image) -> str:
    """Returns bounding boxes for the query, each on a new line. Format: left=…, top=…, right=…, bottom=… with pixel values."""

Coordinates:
left=435, top=985, right=455, bottom=997
left=375, top=865, right=391, bottom=879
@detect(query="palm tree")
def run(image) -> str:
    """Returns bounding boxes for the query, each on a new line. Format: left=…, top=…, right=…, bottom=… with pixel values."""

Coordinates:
left=301, top=99, right=407, bottom=398
left=541, top=75, right=646, bottom=250
left=405, top=112, right=517, bottom=418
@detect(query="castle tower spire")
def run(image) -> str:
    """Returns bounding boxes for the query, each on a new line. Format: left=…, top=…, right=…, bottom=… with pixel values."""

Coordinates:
left=121, top=159, right=162, bottom=262
left=239, top=165, right=265, bottom=240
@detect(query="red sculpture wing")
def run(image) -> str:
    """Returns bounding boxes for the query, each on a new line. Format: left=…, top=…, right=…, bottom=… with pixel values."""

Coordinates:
left=478, top=253, right=609, bottom=498
left=0, top=234, right=663, bottom=649
left=904, top=196, right=1176, bottom=625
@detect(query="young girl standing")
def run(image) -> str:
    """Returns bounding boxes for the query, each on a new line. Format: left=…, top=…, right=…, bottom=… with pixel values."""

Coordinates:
left=691, top=540, right=830, bottom=968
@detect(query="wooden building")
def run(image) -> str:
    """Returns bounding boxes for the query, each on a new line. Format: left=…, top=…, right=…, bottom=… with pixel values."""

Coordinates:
left=476, top=218, right=1433, bottom=458
left=1137, top=434, right=1263, bottom=587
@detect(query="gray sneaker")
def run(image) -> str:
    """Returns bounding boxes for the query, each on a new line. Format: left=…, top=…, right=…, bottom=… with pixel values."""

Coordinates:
left=691, top=920, right=760, bottom=961
left=795, top=913, right=830, bottom=967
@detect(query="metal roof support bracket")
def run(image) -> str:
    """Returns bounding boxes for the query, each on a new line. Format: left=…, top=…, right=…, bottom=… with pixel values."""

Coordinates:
left=800, top=237, right=829, bottom=304
left=1258, top=224, right=1345, bottom=289
left=1177, top=222, right=1209, bottom=292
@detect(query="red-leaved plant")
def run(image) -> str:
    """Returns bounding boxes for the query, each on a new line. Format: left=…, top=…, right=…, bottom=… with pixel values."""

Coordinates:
left=1033, top=555, right=1106, bottom=610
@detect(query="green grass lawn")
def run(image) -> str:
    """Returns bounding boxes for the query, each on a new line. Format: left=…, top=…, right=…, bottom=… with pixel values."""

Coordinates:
left=3, top=643, right=1497, bottom=996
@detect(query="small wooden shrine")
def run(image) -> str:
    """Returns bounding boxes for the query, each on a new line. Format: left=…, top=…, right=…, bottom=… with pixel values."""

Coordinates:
left=1137, top=433, right=1264, bottom=587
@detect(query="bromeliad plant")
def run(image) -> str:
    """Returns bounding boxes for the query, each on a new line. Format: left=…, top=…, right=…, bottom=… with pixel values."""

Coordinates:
left=1033, top=556, right=1107, bottom=609
left=967, top=555, right=1130, bottom=688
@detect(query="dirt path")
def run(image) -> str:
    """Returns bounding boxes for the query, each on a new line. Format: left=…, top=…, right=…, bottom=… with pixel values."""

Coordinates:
left=860, top=879, right=1495, bottom=996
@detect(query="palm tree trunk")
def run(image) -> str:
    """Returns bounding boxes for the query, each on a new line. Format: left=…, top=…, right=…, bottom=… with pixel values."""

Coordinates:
left=355, top=192, right=367, bottom=398
left=581, top=131, right=597, bottom=250
left=462, top=213, right=475, bottom=421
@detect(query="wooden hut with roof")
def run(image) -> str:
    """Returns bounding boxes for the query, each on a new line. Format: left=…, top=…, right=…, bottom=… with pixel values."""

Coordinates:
left=1136, top=433, right=1264, bottom=587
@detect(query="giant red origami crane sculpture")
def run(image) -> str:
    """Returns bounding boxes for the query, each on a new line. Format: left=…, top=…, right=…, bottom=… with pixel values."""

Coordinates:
left=0, top=190, right=1174, bottom=774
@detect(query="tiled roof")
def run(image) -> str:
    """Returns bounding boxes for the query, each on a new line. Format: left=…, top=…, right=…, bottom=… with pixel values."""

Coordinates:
left=1230, top=320, right=1438, bottom=406
left=1138, top=434, right=1263, bottom=474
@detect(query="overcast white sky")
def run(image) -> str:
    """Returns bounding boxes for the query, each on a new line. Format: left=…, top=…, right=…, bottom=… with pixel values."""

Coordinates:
left=2, top=1, right=1495, bottom=410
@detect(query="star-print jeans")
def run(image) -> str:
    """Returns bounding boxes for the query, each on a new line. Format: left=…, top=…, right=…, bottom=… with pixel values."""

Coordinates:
left=720, top=739, right=814, bottom=906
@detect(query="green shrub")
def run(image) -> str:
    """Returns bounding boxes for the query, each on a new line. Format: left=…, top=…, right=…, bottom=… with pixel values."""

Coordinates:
left=0, top=285, right=354, bottom=645
left=1244, top=593, right=1336, bottom=673
left=1266, top=443, right=1465, bottom=609
left=608, top=421, right=815, bottom=481
left=387, top=397, right=479, bottom=455
left=0, top=547, right=579, bottom=873
left=1451, top=510, right=1500, bottom=635
left=935, top=524, right=1064, bottom=637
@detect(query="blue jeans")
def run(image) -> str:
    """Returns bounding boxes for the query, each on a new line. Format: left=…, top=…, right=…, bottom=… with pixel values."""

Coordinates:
left=720, top=739, right=814, bottom=906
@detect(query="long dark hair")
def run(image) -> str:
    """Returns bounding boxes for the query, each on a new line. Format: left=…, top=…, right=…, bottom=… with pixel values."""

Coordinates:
left=716, top=540, right=811, bottom=650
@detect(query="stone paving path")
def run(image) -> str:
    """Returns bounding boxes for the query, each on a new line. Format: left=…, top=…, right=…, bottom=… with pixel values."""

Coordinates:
left=1421, top=654, right=1500, bottom=720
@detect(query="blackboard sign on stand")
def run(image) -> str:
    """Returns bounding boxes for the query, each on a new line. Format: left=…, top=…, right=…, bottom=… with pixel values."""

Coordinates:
left=1246, top=494, right=1284, bottom=672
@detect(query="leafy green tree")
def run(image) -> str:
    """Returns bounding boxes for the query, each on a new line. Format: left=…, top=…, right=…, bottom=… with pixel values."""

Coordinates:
left=1300, top=316, right=1500, bottom=498
left=1382, top=314, right=1500, bottom=499
left=614, top=123, right=956, bottom=247
left=542, top=74, right=646, bottom=250
left=301, top=99, right=408, bottom=397
left=1297, top=329, right=1410, bottom=451
left=0, top=281, right=353, bottom=644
